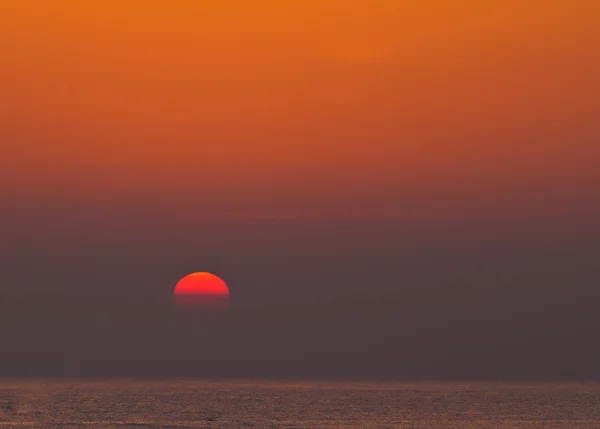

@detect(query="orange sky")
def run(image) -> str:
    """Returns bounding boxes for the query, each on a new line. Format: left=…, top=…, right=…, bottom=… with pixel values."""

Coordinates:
left=1, top=0, right=599, bottom=217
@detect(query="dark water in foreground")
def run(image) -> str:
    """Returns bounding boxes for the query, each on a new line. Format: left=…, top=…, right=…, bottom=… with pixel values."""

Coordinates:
left=2, top=381, right=600, bottom=428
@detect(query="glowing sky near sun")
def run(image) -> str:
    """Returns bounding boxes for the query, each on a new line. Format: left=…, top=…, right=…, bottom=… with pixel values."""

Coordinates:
left=1, top=0, right=599, bottom=217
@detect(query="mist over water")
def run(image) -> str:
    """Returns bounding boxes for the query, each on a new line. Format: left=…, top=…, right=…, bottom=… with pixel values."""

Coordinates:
left=1, top=216, right=599, bottom=379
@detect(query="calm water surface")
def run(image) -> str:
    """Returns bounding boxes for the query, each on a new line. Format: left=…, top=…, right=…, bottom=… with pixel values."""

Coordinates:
left=1, top=380, right=600, bottom=428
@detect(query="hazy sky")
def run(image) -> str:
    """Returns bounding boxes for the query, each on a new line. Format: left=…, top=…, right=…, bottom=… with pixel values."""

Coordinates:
left=1, top=1, right=599, bottom=379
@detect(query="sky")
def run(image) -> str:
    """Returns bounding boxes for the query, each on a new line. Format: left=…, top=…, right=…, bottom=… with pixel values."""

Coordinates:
left=1, top=0, right=599, bottom=379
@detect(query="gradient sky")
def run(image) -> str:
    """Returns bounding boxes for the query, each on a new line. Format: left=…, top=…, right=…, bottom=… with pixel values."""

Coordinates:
left=2, top=0, right=599, bottom=216
left=1, top=1, right=599, bottom=379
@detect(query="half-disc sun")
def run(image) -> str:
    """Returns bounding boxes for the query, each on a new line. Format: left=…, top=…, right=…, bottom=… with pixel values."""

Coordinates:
left=173, top=272, right=230, bottom=309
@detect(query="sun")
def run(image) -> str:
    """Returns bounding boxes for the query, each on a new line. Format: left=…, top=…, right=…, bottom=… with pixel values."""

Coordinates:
left=173, top=272, right=230, bottom=309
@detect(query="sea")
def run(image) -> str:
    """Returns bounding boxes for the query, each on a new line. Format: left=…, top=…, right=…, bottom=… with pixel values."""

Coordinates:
left=1, top=380, right=600, bottom=428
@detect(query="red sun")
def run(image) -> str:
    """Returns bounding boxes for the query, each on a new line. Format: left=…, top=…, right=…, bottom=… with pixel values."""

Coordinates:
left=173, top=272, right=230, bottom=309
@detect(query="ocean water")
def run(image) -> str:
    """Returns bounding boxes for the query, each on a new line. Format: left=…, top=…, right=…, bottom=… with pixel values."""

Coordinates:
left=1, top=380, right=600, bottom=428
